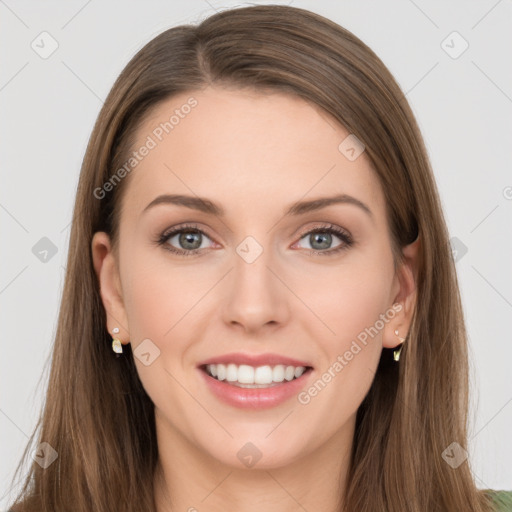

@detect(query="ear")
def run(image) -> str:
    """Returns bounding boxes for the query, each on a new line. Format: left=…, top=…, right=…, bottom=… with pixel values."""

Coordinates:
left=91, top=231, right=130, bottom=346
left=383, top=235, right=421, bottom=350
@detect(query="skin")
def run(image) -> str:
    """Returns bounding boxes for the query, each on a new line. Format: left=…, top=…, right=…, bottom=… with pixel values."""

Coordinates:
left=92, top=86, right=420, bottom=512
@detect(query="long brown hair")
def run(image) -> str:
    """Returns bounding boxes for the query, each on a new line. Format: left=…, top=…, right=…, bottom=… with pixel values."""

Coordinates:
left=8, top=5, right=495, bottom=511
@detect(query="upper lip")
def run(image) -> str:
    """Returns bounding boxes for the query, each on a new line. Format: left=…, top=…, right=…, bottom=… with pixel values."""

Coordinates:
left=197, top=352, right=313, bottom=368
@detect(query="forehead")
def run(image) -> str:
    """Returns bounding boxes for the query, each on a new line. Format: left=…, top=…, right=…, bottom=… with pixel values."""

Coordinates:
left=121, top=86, right=385, bottom=222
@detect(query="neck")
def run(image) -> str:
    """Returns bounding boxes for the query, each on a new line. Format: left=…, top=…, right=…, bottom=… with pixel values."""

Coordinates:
left=153, top=411, right=355, bottom=512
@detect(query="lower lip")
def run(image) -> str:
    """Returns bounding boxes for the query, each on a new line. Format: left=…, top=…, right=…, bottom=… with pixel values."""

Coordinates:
left=198, top=367, right=313, bottom=409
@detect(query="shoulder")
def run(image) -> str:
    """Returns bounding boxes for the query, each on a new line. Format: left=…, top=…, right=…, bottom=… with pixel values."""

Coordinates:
left=484, top=489, right=512, bottom=511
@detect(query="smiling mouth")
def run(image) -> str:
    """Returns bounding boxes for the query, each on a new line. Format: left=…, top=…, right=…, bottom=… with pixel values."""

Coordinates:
left=200, top=363, right=314, bottom=388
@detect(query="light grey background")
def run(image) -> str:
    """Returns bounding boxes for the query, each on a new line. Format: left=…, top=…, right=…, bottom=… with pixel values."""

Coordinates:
left=1, top=0, right=511, bottom=506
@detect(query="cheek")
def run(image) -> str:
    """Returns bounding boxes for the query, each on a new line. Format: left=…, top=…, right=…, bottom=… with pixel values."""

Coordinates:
left=121, top=246, right=202, bottom=341
left=123, top=273, right=171, bottom=343
left=120, top=250, right=198, bottom=413
left=120, top=248, right=214, bottom=393
left=303, top=256, right=393, bottom=346
left=295, top=267, right=390, bottom=423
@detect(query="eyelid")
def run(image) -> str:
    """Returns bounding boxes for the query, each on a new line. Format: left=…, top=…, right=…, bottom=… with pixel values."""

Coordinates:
left=292, top=223, right=353, bottom=253
left=295, top=222, right=351, bottom=240
left=158, top=222, right=217, bottom=246
left=157, top=221, right=353, bottom=255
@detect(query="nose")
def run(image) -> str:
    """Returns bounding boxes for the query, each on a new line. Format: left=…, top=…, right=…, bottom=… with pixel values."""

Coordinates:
left=220, top=242, right=290, bottom=334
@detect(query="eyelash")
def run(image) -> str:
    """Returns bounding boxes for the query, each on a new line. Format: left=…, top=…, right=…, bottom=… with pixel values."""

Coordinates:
left=155, top=223, right=354, bottom=257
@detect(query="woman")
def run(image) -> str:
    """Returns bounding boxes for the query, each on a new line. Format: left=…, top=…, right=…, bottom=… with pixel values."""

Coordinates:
left=7, top=4, right=511, bottom=511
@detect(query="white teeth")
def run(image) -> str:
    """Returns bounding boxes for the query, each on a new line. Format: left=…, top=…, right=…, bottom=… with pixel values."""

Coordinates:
left=254, top=365, right=273, bottom=385
left=216, top=364, right=226, bottom=381
left=205, top=363, right=308, bottom=385
left=238, top=365, right=254, bottom=384
left=284, top=366, right=295, bottom=381
left=226, top=364, right=238, bottom=382
left=272, top=365, right=285, bottom=382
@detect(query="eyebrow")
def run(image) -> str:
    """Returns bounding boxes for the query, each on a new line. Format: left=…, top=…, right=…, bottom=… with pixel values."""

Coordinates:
left=142, top=193, right=373, bottom=220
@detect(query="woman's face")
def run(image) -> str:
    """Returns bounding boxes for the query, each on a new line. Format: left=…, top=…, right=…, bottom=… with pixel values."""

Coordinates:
left=93, top=86, right=416, bottom=470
